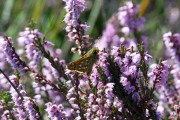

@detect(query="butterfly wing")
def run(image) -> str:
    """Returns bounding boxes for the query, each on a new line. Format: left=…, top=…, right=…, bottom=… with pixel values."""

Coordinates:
left=67, top=56, right=91, bottom=73
left=67, top=47, right=99, bottom=74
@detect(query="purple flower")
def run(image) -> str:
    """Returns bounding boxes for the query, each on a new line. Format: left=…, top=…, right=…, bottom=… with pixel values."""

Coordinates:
left=45, top=102, right=68, bottom=120
left=97, top=52, right=112, bottom=81
left=118, top=1, right=145, bottom=35
left=79, top=75, right=90, bottom=90
left=0, top=74, right=10, bottom=90
left=9, top=75, right=28, bottom=120
left=155, top=64, right=179, bottom=117
left=155, top=74, right=180, bottom=118
left=8, top=75, right=42, bottom=120
left=95, top=2, right=147, bottom=50
left=148, top=61, right=169, bottom=89
left=95, top=19, right=120, bottom=50
left=90, top=65, right=100, bottom=87
left=85, top=82, right=123, bottom=119
left=85, top=64, right=123, bottom=119
left=64, top=0, right=86, bottom=30
left=147, top=99, right=162, bottom=119
left=112, top=46, right=141, bottom=102
left=163, top=32, right=180, bottom=64
left=42, top=58, right=60, bottom=83
left=0, top=36, right=8, bottom=70
left=132, top=92, right=140, bottom=102
left=163, top=32, right=180, bottom=96
left=169, top=103, right=180, bottom=119
left=94, top=12, right=143, bottom=50
left=23, top=97, right=42, bottom=120
left=1, top=110, right=11, bottom=120
left=64, top=72, right=81, bottom=110
left=171, top=64, right=180, bottom=93
left=18, top=28, right=43, bottom=72
left=169, top=111, right=177, bottom=119
left=0, top=37, right=28, bottom=75
left=63, top=0, right=90, bottom=55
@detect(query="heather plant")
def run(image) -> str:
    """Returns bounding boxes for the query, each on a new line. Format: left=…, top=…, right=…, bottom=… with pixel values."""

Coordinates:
left=0, top=1, right=179, bottom=120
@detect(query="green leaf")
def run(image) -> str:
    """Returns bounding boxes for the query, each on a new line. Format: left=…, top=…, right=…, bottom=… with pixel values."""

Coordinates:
left=0, top=91, right=12, bottom=104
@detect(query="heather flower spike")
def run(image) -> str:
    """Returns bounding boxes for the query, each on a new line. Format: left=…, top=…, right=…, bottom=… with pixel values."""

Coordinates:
left=1, top=36, right=29, bottom=75
left=67, top=47, right=99, bottom=75
left=0, top=1, right=179, bottom=119
left=63, top=0, right=90, bottom=55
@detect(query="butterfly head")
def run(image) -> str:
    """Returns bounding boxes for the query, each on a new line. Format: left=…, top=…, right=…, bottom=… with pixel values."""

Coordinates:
left=89, top=47, right=99, bottom=58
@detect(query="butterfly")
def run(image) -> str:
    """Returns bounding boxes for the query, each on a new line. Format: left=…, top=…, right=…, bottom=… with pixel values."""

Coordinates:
left=67, top=47, right=99, bottom=75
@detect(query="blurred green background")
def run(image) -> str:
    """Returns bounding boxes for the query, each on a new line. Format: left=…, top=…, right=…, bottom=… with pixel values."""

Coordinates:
left=0, top=0, right=180, bottom=61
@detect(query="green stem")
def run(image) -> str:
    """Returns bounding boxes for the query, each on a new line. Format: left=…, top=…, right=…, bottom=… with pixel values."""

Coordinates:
left=37, top=40, right=69, bottom=80
left=0, top=69, right=24, bottom=100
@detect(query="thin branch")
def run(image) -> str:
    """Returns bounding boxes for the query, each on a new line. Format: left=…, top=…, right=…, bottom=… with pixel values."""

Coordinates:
left=0, top=69, right=24, bottom=100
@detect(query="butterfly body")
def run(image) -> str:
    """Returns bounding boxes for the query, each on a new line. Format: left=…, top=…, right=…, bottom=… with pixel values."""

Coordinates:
left=67, top=47, right=99, bottom=75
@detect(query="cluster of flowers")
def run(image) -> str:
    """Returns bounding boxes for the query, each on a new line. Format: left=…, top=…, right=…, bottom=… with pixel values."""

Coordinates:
left=63, top=0, right=91, bottom=55
left=0, top=0, right=179, bottom=120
